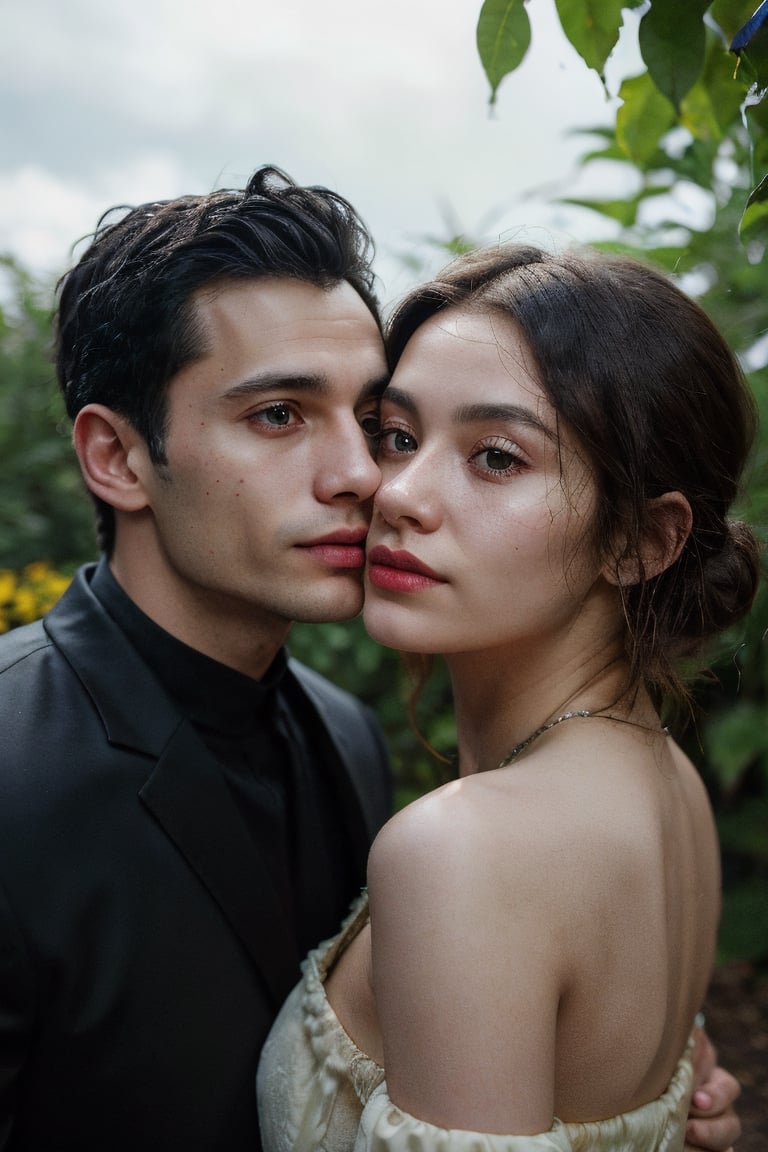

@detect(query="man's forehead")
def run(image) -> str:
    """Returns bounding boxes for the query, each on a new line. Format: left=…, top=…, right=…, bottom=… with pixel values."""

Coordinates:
left=175, top=277, right=387, bottom=402
left=193, top=275, right=380, bottom=333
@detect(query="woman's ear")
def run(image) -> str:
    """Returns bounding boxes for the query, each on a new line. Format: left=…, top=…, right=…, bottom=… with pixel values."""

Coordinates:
left=73, top=404, right=152, bottom=513
left=602, top=492, right=693, bottom=587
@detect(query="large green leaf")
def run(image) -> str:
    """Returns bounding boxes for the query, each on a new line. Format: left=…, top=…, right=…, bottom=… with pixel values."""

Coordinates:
left=616, top=71, right=677, bottom=165
left=638, top=0, right=709, bottom=110
left=739, top=169, right=768, bottom=241
left=476, top=0, right=531, bottom=105
left=553, top=0, right=631, bottom=77
left=680, top=32, right=750, bottom=143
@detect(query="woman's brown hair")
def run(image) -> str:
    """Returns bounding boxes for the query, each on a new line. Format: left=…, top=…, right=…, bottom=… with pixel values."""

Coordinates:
left=387, top=244, right=761, bottom=709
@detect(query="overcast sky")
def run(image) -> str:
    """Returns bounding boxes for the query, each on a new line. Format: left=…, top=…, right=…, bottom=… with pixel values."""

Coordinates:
left=1, top=0, right=641, bottom=306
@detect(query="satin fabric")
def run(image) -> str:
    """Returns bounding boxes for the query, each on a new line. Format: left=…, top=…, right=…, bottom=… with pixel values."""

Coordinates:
left=257, top=897, right=694, bottom=1152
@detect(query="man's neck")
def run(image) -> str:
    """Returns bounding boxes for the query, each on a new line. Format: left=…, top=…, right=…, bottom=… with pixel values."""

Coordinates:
left=108, top=553, right=290, bottom=681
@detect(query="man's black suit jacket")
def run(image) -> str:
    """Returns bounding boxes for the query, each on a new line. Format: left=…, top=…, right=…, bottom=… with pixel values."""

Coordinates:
left=0, top=564, right=392, bottom=1150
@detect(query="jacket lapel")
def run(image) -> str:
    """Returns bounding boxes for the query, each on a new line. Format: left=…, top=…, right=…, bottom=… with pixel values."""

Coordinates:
left=46, top=565, right=301, bottom=1010
left=139, top=723, right=300, bottom=1009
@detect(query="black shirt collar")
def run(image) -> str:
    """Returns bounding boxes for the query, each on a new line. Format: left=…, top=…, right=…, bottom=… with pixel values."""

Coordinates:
left=90, top=559, right=288, bottom=736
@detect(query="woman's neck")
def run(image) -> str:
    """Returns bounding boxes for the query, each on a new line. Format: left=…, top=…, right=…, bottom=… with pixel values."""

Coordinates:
left=446, top=639, right=651, bottom=777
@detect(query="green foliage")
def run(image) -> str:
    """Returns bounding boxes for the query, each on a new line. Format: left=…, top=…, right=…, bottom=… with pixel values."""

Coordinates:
left=476, top=0, right=531, bottom=106
left=741, top=171, right=768, bottom=241
left=0, top=257, right=95, bottom=569
left=616, top=71, right=677, bottom=163
left=287, top=618, right=455, bottom=809
left=638, top=0, right=710, bottom=111
left=476, top=0, right=768, bottom=241
left=554, top=0, right=637, bottom=78
left=554, top=87, right=768, bottom=963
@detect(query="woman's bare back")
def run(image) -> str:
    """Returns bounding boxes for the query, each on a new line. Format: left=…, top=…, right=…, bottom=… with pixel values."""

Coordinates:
left=326, top=720, right=719, bottom=1135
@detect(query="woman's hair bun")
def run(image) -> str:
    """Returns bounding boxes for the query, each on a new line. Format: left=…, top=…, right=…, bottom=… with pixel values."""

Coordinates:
left=697, top=519, right=762, bottom=637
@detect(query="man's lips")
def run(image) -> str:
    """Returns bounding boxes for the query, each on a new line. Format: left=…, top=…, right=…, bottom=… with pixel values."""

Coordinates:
left=298, top=528, right=368, bottom=569
left=367, top=545, right=445, bottom=592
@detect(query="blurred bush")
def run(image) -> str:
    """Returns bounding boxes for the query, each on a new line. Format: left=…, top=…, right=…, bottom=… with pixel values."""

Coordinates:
left=0, top=256, right=96, bottom=571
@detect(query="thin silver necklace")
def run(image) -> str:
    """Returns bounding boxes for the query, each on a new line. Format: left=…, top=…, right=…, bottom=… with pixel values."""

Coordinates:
left=498, top=709, right=669, bottom=769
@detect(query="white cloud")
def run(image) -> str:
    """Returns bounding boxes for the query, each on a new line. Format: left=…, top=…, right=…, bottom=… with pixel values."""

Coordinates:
left=1, top=0, right=634, bottom=298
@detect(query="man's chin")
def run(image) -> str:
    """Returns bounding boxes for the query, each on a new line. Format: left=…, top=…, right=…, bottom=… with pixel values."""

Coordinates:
left=296, top=587, right=365, bottom=625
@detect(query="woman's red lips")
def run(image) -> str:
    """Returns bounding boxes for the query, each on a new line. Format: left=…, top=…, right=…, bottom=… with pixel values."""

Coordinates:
left=367, top=546, right=445, bottom=592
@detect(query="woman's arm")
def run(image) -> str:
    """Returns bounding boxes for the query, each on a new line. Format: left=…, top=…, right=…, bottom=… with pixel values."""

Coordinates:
left=367, top=794, right=560, bottom=1136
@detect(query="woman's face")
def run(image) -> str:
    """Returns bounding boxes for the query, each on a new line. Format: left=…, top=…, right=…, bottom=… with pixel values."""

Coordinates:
left=363, top=307, right=611, bottom=659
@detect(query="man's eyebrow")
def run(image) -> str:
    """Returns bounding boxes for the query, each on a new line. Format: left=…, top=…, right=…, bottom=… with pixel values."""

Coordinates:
left=361, top=374, right=391, bottom=401
left=222, top=374, right=328, bottom=400
left=222, top=372, right=390, bottom=402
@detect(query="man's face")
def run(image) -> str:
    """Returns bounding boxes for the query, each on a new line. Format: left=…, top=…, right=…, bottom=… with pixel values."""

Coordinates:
left=125, top=277, right=387, bottom=663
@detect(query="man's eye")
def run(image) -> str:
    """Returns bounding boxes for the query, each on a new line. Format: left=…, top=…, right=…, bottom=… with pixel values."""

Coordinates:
left=262, top=404, right=292, bottom=426
left=250, top=403, right=297, bottom=428
left=360, top=412, right=381, bottom=439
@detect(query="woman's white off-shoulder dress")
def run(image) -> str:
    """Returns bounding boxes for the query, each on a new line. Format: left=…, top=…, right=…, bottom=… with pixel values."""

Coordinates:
left=257, top=898, right=694, bottom=1152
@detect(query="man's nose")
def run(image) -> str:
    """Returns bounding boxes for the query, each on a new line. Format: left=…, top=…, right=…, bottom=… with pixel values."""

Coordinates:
left=314, top=424, right=382, bottom=503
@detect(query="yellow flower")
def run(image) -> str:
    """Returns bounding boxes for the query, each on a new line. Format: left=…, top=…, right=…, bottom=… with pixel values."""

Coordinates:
left=0, top=564, right=72, bottom=632
left=23, top=561, right=50, bottom=584
left=13, top=586, right=39, bottom=624
left=0, top=570, right=17, bottom=605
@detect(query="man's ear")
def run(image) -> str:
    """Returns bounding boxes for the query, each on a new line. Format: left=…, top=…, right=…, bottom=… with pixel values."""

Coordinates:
left=73, top=404, right=152, bottom=513
left=602, top=491, right=693, bottom=587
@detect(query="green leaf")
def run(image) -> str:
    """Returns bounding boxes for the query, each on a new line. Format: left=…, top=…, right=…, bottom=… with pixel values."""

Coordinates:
left=680, top=31, right=750, bottom=142
left=733, top=40, right=768, bottom=90
left=717, top=797, right=768, bottom=859
left=717, top=876, right=768, bottom=963
left=709, top=0, right=765, bottom=43
left=476, top=0, right=531, bottom=105
left=639, top=0, right=709, bottom=110
left=739, top=169, right=768, bottom=241
left=745, top=97, right=768, bottom=185
left=554, top=0, right=629, bottom=77
left=705, top=700, right=768, bottom=791
left=616, top=71, right=677, bottom=165
left=561, top=184, right=673, bottom=228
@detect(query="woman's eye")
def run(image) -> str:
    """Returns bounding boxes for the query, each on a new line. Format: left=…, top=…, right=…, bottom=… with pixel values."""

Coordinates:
left=471, top=440, right=527, bottom=477
left=380, top=427, right=418, bottom=454
left=483, top=448, right=516, bottom=470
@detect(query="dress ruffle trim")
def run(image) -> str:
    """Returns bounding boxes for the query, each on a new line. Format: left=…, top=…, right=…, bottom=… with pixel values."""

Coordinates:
left=299, top=892, right=385, bottom=1104
left=355, top=1037, right=694, bottom=1152
left=295, top=892, right=694, bottom=1150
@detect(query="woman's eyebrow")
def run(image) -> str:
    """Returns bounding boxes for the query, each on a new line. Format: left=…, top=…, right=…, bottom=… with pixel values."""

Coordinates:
left=453, top=402, right=557, bottom=441
left=382, top=388, right=556, bottom=442
left=380, top=385, right=417, bottom=414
